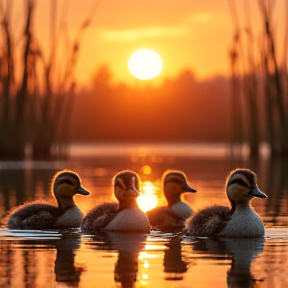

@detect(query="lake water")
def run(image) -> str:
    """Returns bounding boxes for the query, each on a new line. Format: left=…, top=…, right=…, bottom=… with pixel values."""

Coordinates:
left=0, top=143, right=288, bottom=288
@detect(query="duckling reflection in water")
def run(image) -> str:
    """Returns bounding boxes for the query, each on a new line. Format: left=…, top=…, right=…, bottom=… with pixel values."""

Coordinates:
left=54, top=237, right=85, bottom=283
left=7, top=170, right=89, bottom=229
left=81, top=170, right=150, bottom=233
left=85, top=232, right=146, bottom=288
left=146, top=171, right=196, bottom=232
left=163, top=236, right=191, bottom=280
left=186, top=168, right=267, bottom=237
left=191, top=237, right=265, bottom=288
left=112, top=233, right=146, bottom=288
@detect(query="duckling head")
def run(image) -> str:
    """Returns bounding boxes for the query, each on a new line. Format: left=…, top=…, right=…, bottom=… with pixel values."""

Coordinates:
left=162, top=171, right=196, bottom=206
left=226, top=168, right=267, bottom=210
left=52, top=170, right=90, bottom=208
left=113, top=170, right=141, bottom=211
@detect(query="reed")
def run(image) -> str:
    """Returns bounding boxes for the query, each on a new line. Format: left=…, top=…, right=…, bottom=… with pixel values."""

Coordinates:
left=229, top=36, right=244, bottom=157
left=227, top=1, right=244, bottom=158
left=259, top=0, right=288, bottom=156
left=228, top=0, right=288, bottom=157
left=0, top=0, right=98, bottom=159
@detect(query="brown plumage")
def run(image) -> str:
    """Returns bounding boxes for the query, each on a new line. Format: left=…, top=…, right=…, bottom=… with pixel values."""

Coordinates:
left=186, top=168, right=267, bottom=238
left=6, top=170, right=89, bottom=230
left=147, top=206, right=185, bottom=233
left=146, top=171, right=196, bottom=232
left=81, top=170, right=150, bottom=233
left=81, top=201, right=118, bottom=231
left=186, top=205, right=232, bottom=236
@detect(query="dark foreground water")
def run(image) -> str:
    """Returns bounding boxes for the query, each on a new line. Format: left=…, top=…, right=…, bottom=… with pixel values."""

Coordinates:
left=0, top=143, right=288, bottom=288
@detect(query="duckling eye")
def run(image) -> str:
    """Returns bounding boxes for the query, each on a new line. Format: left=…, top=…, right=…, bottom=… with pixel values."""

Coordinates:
left=229, top=178, right=250, bottom=188
left=58, top=179, right=74, bottom=186
left=165, top=178, right=183, bottom=186
left=173, top=179, right=182, bottom=184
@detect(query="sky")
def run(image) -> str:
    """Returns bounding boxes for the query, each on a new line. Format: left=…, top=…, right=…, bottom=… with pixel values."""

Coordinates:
left=11, top=0, right=288, bottom=86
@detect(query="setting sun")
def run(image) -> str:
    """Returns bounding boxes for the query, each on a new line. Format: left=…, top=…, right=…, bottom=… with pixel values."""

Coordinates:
left=128, top=49, right=163, bottom=80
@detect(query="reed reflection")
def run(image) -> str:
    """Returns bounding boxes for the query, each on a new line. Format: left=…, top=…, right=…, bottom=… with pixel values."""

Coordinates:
left=0, top=241, right=11, bottom=287
left=0, top=239, right=58, bottom=286
left=0, top=238, right=56, bottom=287
left=191, top=237, right=265, bottom=288
left=264, top=158, right=288, bottom=226
left=86, top=232, right=147, bottom=288
left=0, top=233, right=85, bottom=288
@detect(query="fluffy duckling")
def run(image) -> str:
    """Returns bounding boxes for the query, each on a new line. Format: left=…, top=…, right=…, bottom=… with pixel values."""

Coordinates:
left=81, top=170, right=150, bottom=233
left=146, top=171, right=196, bottom=232
left=7, top=170, right=89, bottom=229
left=186, top=168, right=267, bottom=238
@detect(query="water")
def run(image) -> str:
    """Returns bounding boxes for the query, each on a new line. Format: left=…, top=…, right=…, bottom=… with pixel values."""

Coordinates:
left=0, top=143, right=288, bottom=288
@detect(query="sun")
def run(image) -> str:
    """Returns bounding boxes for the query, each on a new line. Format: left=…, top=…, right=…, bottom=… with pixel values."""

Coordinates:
left=128, top=49, right=163, bottom=80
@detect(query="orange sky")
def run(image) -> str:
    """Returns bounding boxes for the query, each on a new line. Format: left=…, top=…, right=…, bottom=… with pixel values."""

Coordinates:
left=11, top=0, right=287, bottom=86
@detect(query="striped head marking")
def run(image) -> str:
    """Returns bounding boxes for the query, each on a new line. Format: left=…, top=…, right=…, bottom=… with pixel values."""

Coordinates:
left=114, top=171, right=140, bottom=200
left=115, top=177, right=127, bottom=190
left=163, top=171, right=196, bottom=196
left=53, top=170, right=89, bottom=198
left=226, top=168, right=267, bottom=203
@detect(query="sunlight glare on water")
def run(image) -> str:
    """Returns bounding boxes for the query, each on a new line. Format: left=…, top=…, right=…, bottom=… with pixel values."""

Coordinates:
left=137, top=181, right=159, bottom=212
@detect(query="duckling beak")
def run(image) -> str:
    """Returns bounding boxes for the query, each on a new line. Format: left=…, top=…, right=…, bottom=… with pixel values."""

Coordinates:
left=76, top=185, right=90, bottom=196
left=124, top=188, right=139, bottom=197
left=248, top=187, right=267, bottom=199
left=123, top=175, right=139, bottom=197
left=184, top=183, right=197, bottom=193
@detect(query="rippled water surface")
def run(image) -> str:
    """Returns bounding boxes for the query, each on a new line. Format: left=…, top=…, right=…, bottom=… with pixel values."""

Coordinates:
left=0, top=143, right=288, bottom=288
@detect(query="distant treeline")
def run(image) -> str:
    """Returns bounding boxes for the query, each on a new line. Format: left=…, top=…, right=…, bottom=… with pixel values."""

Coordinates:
left=71, top=67, right=230, bottom=143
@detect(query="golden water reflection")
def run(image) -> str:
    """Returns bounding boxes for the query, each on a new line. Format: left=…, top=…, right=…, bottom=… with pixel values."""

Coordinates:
left=137, top=181, right=160, bottom=212
left=0, top=230, right=288, bottom=287
left=1, top=148, right=288, bottom=287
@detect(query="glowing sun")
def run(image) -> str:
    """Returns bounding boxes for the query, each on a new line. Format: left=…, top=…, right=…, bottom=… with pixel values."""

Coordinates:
left=128, top=49, right=163, bottom=80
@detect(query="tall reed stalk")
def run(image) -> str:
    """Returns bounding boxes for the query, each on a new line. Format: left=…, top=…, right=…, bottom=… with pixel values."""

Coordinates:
left=228, top=0, right=288, bottom=157
left=228, top=1, right=244, bottom=157
left=0, top=0, right=99, bottom=159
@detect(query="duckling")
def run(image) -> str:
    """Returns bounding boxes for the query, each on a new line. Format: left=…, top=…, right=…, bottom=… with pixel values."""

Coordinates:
left=186, top=168, right=267, bottom=238
left=7, top=170, right=90, bottom=229
left=146, top=171, right=196, bottom=232
left=81, top=170, right=150, bottom=233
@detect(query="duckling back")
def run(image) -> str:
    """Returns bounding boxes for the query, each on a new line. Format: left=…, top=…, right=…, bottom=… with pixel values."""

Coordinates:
left=186, top=205, right=232, bottom=237
left=7, top=202, right=83, bottom=229
left=7, top=202, right=57, bottom=229
left=81, top=202, right=119, bottom=231
left=146, top=206, right=186, bottom=232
